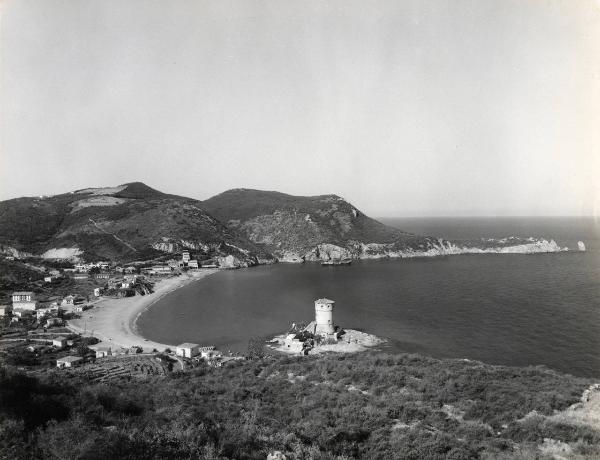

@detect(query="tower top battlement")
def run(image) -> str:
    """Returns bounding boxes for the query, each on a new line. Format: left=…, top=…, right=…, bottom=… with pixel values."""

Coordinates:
left=315, top=298, right=334, bottom=304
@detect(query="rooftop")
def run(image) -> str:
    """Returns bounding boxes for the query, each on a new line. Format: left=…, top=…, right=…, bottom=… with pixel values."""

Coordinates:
left=57, top=356, right=82, bottom=363
left=12, top=291, right=34, bottom=296
left=315, top=298, right=335, bottom=304
left=177, top=343, right=200, bottom=349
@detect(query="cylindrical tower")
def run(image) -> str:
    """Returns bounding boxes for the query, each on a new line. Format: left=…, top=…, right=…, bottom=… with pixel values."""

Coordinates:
left=314, top=298, right=335, bottom=335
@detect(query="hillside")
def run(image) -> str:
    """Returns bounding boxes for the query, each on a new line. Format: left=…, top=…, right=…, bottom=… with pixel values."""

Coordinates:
left=201, top=189, right=435, bottom=261
left=2, top=352, right=599, bottom=459
left=0, top=183, right=270, bottom=265
left=0, top=184, right=566, bottom=264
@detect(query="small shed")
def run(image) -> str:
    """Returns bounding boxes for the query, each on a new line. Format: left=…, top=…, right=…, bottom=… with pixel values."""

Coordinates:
left=46, top=317, right=63, bottom=327
left=94, top=346, right=112, bottom=358
left=56, top=356, right=83, bottom=368
left=52, top=336, right=68, bottom=348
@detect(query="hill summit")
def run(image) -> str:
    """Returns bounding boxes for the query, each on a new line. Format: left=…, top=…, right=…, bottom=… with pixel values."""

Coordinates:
left=0, top=183, right=442, bottom=263
left=0, top=182, right=270, bottom=265
left=201, top=188, right=433, bottom=262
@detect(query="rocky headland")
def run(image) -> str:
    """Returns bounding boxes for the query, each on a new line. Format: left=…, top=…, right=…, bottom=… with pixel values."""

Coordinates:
left=0, top=183, right=571, bottom=266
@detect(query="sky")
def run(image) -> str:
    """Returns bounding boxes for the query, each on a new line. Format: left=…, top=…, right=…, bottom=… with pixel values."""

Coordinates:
left=1, top=0, right=599, bottom=217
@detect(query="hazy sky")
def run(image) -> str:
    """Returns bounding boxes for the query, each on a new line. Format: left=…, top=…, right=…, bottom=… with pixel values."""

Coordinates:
left=1, top=0, right=599, bottom=216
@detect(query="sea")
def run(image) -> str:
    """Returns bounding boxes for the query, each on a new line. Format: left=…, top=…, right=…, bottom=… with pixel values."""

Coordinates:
left=138, top=217, right=600, bottom=378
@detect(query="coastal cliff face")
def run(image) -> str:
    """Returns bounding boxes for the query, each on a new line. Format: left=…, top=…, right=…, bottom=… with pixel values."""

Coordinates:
left=201, top=189, right=433, bottom=262
left=201, top=189, right=566, bottom=262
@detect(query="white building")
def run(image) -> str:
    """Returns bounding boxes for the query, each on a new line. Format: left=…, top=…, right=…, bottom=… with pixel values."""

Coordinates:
left=56, top=356, right=82, bottom=368
left=176, top=343, right=200, bottom=358
left=12, top=291, right=38, bottom=311
left=188, top=260, right=199, bottom=269
left=94, top=346, right=112, bottom=358
left=182, top=251, right=190, bottom=263
left=46, top=317, right=63, bottom=327
left=284, top=333, right=304, bottom=353
left=52, top=336, right=67, bottom=348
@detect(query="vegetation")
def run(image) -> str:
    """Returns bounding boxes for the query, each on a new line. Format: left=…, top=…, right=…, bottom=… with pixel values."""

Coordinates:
left=0, top=182, right=272, bottom=264
left=0, top=259, right=45, bottom=302
left=201, top=189, right=434, bottom=260
left=0, top=260, right=105, bottom=303
left=1, top=352, right=597, bottom=459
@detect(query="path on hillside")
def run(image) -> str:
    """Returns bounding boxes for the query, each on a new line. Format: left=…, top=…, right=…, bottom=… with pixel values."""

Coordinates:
left=88, top=218, right=137, bottom=252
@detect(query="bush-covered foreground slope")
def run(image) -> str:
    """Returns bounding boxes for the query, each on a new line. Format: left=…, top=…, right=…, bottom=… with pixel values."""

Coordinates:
left=1, top=352, right=598, bottom=459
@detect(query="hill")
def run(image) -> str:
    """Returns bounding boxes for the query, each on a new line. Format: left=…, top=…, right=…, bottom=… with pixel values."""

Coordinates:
left=201, top=189, right=435, bottom=261
left=0, top=183, right=271, bottom=265
left=0, top=183, right=565, bottom=264
left=1, top=352, right=598, bottom=459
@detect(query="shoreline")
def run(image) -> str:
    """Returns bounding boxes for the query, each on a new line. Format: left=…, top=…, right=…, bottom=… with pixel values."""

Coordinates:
left=268, top=329, right=386, bottom=355
left=67, top=269, right=218, bottom=352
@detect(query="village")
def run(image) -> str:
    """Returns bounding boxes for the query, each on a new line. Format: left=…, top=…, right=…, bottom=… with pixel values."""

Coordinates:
left=0, top=250, right=243, bottom=381
left=0, top=245, right=384, bottom=384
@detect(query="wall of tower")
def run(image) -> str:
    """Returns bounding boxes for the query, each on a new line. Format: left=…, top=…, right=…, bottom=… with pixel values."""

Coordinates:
left=314, top=302, right=334, bottom=334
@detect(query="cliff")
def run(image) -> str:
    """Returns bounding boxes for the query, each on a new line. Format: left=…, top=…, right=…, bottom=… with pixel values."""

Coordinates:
left=201, top=189, right=565, bottom=262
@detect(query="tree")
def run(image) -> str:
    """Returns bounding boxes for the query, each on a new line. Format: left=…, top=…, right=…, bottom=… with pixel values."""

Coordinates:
left=76, top=342, right=89, bottom=357
left=247, top=337, right=266, bottom=359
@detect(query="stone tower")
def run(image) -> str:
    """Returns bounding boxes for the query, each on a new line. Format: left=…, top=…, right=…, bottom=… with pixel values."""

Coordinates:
left=314, top=298, right=335, bottom=335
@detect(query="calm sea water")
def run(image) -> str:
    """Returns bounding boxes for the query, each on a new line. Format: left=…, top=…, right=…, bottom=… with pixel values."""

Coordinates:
left=138, top=217, right=600, bottom=378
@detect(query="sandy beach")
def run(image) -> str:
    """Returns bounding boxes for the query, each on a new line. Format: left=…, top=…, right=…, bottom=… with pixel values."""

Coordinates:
left=68, top=269, right=218, bottom=352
